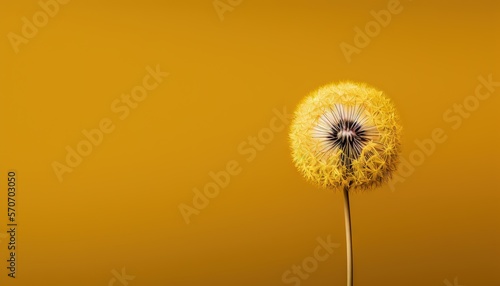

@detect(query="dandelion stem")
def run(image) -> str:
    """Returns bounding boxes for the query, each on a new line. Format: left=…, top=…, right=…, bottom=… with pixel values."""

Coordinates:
left=343, top=186, right=353, bottom=286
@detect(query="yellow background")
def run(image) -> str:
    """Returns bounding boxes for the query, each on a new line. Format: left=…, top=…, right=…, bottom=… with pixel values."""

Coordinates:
left=1, top=0, right=499, bottom=285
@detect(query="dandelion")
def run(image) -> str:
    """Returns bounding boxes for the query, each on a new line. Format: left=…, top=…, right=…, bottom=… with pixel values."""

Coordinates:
left=289, top=81, right=402, bottom=286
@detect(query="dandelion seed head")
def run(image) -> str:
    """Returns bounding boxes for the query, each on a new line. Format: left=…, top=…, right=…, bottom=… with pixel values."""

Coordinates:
left=289, top=81, right=402, bottom=191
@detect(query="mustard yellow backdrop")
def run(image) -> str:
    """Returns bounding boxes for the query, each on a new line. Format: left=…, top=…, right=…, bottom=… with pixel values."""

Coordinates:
left=0, top=0, right=498, bottom=285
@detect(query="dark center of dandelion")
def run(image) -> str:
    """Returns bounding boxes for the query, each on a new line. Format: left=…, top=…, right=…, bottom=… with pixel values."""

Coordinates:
left=337, top=129, right=356, bottom=140
left=328, top=120, right=370, bottom=164
left=313, top=105, right=377, bottom=167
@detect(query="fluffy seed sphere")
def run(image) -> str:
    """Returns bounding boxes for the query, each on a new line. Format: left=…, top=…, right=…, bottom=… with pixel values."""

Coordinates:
left=289, top=81, right=402, bottom=191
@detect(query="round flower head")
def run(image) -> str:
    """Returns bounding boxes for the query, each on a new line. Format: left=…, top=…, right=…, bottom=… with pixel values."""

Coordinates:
left=290, top=81, right=402, bottom=191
